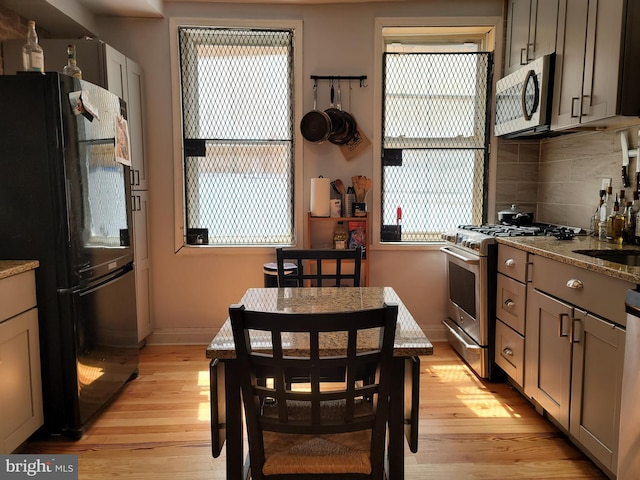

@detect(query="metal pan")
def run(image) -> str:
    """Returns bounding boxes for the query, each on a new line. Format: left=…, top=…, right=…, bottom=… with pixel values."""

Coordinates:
left=300, top=82, right=332, bottom=143
left=325, top=83, right=347, bottom=141
left=329, top=84, right=356, bottom=145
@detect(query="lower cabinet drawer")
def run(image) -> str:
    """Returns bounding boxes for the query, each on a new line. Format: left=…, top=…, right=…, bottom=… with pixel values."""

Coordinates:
left=495, top=319, right=524, bottom=387
left=496, top=273, right=526, bottom=335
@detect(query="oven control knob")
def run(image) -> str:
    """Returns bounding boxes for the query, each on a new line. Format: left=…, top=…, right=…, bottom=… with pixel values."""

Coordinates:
left=442, top=233, right=456, bottom=243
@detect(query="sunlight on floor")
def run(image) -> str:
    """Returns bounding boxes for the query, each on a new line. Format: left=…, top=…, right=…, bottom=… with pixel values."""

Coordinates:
left=198, top=369, right=211, bottom=422
left=430, top=363, right=521, bottom=419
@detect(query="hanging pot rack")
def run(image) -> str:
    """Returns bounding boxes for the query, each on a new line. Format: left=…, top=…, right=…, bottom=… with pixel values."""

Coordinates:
left=310, top=75, right=368, bottom=87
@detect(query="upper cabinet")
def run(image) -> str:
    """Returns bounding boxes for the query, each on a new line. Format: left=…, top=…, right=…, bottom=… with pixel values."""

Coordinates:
left=502, top=0, right=640, bottom=135
left=551, top=0, right=640, bottom=130
left=504, top=0, right=559, bottom=76
left=552, top=0, right=623, bottom=129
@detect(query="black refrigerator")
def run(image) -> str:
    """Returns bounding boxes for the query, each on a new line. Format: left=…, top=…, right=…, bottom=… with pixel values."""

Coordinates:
left=0, top=73, right=138, bottom=439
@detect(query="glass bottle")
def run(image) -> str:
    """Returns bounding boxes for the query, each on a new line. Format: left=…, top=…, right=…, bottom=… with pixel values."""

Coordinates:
left=333, top=221, right=348, bottom=249
left=599, top=188, right=610, bottom=241
left=591, top=190, right=605, bottom=237
left=624, top=199, right=635, bottom=244
left=22, top=20, right=44, bottom=72
left=607, top=194, right=624, bottom=244
left=62, top=44, right=82, bottom=79
left=635, top=194, right=640, bottom=245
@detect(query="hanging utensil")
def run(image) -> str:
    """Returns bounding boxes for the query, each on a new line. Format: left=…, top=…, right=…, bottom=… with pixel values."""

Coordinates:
left=338, top=80, right=371, bottom=160
left=325, top=81, right=347, bottom=141
left=329, top=82, right=356, bottom=145
left=300, top=80, right=332, bottom=143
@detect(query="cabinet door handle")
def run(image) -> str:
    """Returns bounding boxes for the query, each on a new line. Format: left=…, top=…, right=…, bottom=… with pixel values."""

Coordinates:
left=570, top=317, right=581, bottom=344
left=581, top=95, right=590, bottom=117
left=504, top=299, right=516, bottom=309
left=558, top=312, right=570, bottom=337
left=520, top=47, right=528, bottom=65
left=504, top=258, right=515, bottom=267
left=566, top=279, right=584, bottom=289
left=502, top=347, right=514, bottom=357
left=570, top=97, right=581, bottom=118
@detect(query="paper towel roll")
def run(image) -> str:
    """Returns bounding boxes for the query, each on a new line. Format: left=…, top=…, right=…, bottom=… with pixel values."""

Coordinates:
left=310, top=177, right=331, bottom=217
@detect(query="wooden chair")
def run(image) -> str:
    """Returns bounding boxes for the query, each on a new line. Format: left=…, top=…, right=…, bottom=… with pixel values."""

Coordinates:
left=275, top=247, right=362, bottom=287
left=229, top=302, right=398, bottom=480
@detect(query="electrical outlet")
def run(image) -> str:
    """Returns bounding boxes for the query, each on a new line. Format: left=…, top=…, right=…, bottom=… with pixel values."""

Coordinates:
left=601, top=178, right=612, bottom=190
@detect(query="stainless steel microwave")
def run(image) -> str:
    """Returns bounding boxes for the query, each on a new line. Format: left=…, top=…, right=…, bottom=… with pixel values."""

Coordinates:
left=494, top=54, right=554, bottom=138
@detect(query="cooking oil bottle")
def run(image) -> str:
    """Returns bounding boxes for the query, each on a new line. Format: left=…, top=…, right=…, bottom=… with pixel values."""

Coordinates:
left=607, top=194, right=625, bottom=243
left=333, top=221, right=347, bottom=249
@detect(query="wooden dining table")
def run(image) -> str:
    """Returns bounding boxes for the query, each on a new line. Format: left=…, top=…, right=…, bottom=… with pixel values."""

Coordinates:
left=206, top=286, right=433, bottom=479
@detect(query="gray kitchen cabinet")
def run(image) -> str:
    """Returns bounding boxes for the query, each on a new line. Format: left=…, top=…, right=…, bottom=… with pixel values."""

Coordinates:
left=525, top=287, right=572, bottom=429
left=132, top=190, right=152, bottom=341
left=495, top=245, right=528, bottom=387
left=0, top=270, right=43, bottom=453
left=504, top=0, right=559, bottom=75
left=570, top=309, right=624, bottom=476
left=526, top=253, right=632, bottom=477
left=551, top=0, right=625, bottom=130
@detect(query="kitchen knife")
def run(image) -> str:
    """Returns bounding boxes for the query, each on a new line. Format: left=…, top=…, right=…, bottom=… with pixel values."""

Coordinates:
left=636, top=128, right=640, bottom=195
left=621, top=131, right=632, bottom=188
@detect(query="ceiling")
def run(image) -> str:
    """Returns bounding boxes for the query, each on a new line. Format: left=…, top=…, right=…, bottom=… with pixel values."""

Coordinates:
left=0, top=0, right=411, bottom=37
left=77, top=0, right=410, bottom=18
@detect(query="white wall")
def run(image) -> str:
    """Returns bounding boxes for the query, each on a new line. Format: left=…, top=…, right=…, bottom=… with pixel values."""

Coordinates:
left=93, top=0, right=504, bottom=344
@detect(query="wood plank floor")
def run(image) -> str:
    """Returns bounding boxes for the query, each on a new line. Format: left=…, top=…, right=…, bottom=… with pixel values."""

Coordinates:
left=20, top=342, right=607, bottom=479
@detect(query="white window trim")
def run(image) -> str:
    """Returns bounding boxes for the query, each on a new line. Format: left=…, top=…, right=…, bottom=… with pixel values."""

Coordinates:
left=169, top=17, right=304, bottom=254
left=372, top=16, right=503, bottom=250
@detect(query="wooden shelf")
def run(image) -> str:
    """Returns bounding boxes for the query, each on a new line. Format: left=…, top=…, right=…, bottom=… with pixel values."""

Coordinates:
left=307, top=212, right=369, bottom=286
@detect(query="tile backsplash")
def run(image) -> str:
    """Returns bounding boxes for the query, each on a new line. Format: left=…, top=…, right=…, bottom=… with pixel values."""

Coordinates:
left=496, top=123, right=640, bottom=232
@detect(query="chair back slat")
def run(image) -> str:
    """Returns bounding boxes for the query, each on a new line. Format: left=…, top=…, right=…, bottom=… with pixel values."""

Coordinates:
left=276, top=247, right=362, bottom=287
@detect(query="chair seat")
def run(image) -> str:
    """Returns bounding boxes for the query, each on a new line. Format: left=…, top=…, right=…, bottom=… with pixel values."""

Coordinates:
left=262, top=430, right=372, bottom=475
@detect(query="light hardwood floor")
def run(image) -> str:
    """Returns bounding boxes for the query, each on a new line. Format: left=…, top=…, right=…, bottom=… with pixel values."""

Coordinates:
left=21, top=343, right=607, bottom=479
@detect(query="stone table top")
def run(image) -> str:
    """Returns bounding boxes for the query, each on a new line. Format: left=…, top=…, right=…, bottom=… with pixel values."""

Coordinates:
left=206, top=287, right=433, bottom=359
left=497, top=235, right=640, bottom=284
left=0, top=260, right=39, bottom=280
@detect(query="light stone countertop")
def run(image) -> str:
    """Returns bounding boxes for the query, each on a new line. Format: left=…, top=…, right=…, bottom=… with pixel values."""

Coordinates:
left=0, top=260, right=39, bottom=280
left=497, top=235, right=640, bottom=284
left=206, top=286, right=433, bottom=360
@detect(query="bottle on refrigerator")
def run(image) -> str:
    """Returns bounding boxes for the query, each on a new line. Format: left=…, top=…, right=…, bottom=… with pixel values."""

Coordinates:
left=62, top=44, right=82, bottom=79
left=22, top=20, right=44, bottom=72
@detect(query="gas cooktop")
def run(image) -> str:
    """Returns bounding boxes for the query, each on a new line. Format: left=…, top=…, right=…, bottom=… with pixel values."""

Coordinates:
left=457, top=223, right=583, bottom=240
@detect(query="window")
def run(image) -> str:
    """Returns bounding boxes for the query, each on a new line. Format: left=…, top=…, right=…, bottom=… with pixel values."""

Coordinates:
left=178, top=26, right=296, bottom=246
left=381, top=28, right=492, bottom=242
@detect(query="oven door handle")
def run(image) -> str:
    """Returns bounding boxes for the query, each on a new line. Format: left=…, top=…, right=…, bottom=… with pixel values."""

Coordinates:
left=440, top=246, right=480, bottom=265
left=441, top=320, right=482, bottom=351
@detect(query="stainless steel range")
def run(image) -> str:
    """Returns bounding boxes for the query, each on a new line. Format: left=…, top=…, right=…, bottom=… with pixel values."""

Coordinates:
left=440, top=223, right=578, bottom=379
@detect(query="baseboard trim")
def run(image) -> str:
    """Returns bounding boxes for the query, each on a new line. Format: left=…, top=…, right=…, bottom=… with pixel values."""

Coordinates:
left=146, top=327, right=219, bottom=345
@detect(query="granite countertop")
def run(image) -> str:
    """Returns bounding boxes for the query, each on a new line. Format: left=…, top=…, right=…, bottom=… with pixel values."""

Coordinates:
left=497, top=235, right=640, bottom=284
left=0, top=260, right=39, bottom=280
left=207, top=286, right=434, bottom=359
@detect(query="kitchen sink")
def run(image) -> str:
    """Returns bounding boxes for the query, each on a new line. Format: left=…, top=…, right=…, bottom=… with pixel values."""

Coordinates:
left=573, top=249, right=640, bottom=266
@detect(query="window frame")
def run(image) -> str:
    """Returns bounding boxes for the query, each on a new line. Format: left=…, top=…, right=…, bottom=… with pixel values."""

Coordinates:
left=372, top=16, right=502, bottom=250
left=169, top=17, right=304, bottom=254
